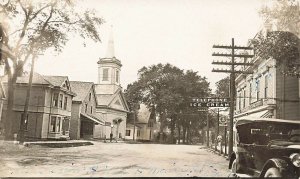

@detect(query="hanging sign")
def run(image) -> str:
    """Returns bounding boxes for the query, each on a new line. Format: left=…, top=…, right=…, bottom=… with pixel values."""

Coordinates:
left=190, top=97, right=230, bottom=107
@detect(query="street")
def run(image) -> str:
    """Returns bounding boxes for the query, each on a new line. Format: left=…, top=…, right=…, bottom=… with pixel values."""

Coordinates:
left=0, top=141, right=230, bottom=177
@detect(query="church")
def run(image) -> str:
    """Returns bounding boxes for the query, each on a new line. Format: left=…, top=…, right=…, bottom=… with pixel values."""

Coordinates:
left=95, top=30, right=129, bottom=140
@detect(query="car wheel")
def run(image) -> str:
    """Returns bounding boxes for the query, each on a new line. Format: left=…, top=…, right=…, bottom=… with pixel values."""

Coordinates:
left=264, top=167, right=282, bottom=177
left=231, top=159, right=237, bottom=173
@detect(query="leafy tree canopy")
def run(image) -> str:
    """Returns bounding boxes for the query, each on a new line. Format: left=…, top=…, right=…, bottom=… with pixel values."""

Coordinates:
left=259, top=0, right=300, bottom=37
left=215, top=76, right=230, bottom=98
left=0, top=0, right=103, bottom=75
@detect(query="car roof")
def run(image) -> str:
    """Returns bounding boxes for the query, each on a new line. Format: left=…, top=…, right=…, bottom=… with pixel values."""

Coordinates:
left=235, top=117, right=300, bottom=126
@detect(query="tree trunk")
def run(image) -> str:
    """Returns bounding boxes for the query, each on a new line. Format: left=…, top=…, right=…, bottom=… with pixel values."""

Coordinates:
left=170, top=118, right=175, bottom=144
left=187, top=127, right=190, bottom=144
left=4, top=74, right=17, bottom=140
left=159, top=112, right=165, bottom=143
left=19, top=57, right=36, bottom=143
left=183, top=126, right=186, bottom=144
left=177, top=124, right=181, bottom=144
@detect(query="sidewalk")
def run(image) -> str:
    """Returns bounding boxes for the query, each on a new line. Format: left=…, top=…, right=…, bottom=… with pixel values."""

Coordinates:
left=23, top=140, right=94, bottom=148
left=206, top=143, right=229, bottom=160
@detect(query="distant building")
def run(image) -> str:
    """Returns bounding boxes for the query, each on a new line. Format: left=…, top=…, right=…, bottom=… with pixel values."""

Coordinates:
left=125, top=104, right=158, bottom=141
left=95, top=29, right=129, bottom=140
left=1, top=73, right=75, bottom=140
left=234, top=30, right=300, bottom=120
left=69, top=81, right=105, bottom=140
left=125, top=123, right=141, bottom=140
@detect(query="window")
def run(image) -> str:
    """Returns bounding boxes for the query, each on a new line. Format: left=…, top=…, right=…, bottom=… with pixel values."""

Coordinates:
left=50, top=116, right=57, bottom=132
left=59, top=94, right=63, bottom=108
left=64, top=97, right=68, bottom=110
left=90, top=106, right=93, bottom=114
left=53, top=93, right=59, bottom=107
left=102, top=68, right=109, bottom=81
left=137, top=130, right=141, bottom=137
left=89, top=93, right=92, bottom=101
left=116, top=70, right=119, bottom=83
left=56, top=117, right=61, bottom=132
left=265, top=75, right=268, bottom=98
left=249, top=82, right=252, bottom=104
left=126, top=130, right=131, bottom=136
left=50, top=116, right=62, bottom=133
left=238, top=92, right=241, bottom=110
left=256, top=79, right=260, bottom=101
left=62, top=117, right=70, bottom=135
left=243, top=89, right=246, bottom=108
left=148, top=122, right=153, bottom=127
left=85, top=103, right=88, bottom=113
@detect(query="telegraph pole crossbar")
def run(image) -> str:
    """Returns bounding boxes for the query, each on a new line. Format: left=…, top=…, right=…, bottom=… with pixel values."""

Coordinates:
left=212, top=38, right=254, bottom=157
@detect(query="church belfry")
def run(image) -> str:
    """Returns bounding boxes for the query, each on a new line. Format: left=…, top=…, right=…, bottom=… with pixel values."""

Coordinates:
left=97, top=27, right=122, bottom=94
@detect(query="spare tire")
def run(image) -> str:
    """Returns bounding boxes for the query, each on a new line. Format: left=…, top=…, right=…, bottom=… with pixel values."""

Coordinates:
left=264, top=167, right=282, bottom=177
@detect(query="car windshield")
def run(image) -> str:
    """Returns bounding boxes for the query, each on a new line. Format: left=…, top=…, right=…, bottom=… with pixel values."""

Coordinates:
left=237, top=122, right=300, bottom=145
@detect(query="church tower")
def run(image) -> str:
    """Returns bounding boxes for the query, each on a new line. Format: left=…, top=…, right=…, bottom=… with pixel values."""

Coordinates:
left=97, top=28, right=122, bottom=94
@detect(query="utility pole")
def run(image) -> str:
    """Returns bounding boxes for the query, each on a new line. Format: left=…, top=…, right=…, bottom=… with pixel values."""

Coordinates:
left=212, top=38, right=254, bottom=157
left=133, top=109, right=136, bottom=141
left=206, top=110, right=209, bottom=147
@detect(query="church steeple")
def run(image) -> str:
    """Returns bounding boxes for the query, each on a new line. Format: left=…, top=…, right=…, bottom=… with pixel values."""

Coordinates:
left=97, top=26, right=122, bottom=93
left=105, top=26, right=115, bottom=58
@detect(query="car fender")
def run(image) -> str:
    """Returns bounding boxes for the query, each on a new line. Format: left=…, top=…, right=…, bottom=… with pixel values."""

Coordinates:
left=260, top=158, right=290, bottom=177
left=229, top=152, right=237, bottom=169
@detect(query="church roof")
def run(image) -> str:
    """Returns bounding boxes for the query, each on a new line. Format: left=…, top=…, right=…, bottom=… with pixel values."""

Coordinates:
left=69, top=81, right=94, bottom=102
left=97, top=26, right=122, bottom=66
left=106, top=26, right=115, bottom=59
left=95, top=87, right=129, bottom=112
left=96, top=94, right=113, bottom=106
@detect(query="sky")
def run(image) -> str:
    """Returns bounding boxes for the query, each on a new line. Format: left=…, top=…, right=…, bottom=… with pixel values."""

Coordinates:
left=35, top=0, right=267, bottom=92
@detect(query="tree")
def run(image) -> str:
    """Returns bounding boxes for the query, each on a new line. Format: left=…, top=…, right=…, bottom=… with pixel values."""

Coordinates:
left=215, top=76, right=230, bottom=98
left=253, top=31, right=300, bottom=77
left=125, top=63, right=211, bottom=144
left=259, top=0, right=300, bottom=37
left=0, top=0, right=103, bottom=139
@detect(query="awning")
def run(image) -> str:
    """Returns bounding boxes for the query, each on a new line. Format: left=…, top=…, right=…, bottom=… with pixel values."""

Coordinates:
left=80, top=113, right=105, bottom=125
left=243, top=110, right=270, bottom=118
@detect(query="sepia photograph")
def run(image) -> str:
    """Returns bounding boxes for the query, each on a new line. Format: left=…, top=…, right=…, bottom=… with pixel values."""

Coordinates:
left=0, top=0, right=299, bottom=178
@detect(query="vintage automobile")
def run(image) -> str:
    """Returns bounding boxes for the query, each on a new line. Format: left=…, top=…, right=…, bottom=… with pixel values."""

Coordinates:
left=228, top=118, right=300, bottom=178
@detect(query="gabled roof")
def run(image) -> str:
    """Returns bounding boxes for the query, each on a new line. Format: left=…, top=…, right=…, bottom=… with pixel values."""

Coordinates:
left=43, top=76, right=69, bottom=87
left=1, top=73, right=75, bottom=96
left=69, top=81, right=94, bottom=102
left=95, top=87, right=129, bottom=112
left=1, top=72, right=49, bottom=85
